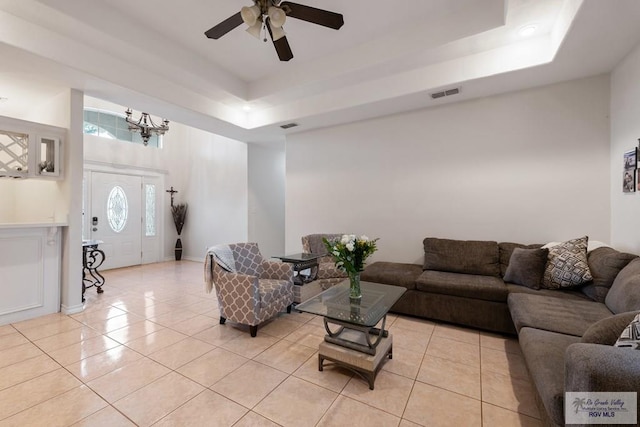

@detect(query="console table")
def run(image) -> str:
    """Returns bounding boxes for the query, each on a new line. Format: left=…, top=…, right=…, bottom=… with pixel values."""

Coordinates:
left=295, top=281, right=406, bottom=389
left=82, top=239, right=105, bottom=302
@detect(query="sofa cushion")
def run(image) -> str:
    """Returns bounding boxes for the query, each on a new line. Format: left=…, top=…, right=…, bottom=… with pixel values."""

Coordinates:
left=614, top=313, right=640, bottom=349
left=498, top=242, right=543, bottom=277
left=582, top=247, right=637, bottom=302
left=519, top=327, right=581, bottom=426
left=360, top=262, right=422, bottom=290
left=542, top=236, right=592, bottom=289
left=504, top=247, right=548, bottom=289
left=605, top=258, right=640, bottom=314
left=581, top=311, right=640, bottom=345
left=416, top=270, right=507, bottom=302
left=423, top=238, right=500, bottom=277
left=508, top=293, right=612, bottom=336
left=506, top=284, right=592, bottom=301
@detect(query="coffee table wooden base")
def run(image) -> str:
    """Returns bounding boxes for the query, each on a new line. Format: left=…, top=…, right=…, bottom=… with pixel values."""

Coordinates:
left=318, top=335, right=392, bottom=390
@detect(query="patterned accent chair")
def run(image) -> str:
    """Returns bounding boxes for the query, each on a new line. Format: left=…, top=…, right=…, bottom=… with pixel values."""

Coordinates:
left=302, top=234, right=348, bottom=291
left=211, top=243, right=294, bottom=337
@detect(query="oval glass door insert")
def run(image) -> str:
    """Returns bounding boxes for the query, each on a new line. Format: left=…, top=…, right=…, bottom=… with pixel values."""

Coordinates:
left=107, top=185, right=128, bottom=233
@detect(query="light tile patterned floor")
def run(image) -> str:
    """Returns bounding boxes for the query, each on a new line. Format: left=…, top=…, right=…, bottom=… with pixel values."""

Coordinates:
left=0, top=261, right=543, bottom=426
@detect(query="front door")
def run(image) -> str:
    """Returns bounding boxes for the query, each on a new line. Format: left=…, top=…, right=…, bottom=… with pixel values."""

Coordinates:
left=90, top=172, right=142, bottom=270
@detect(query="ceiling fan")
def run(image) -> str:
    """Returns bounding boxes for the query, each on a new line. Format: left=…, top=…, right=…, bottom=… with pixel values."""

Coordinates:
left=204, top=0, right=344, bottom=61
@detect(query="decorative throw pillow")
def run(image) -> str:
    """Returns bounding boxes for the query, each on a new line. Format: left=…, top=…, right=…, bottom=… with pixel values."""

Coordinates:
left=581, top=311, right=640, bottom=345
left=542, top=236, right=593, bottom=289
left=614, top=313, right=640, bottom=349
left=504, top=248, right=549, bottom=290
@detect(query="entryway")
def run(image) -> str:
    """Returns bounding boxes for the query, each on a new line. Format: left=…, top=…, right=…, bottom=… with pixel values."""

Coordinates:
left=84, top=170, right=163, bottom=270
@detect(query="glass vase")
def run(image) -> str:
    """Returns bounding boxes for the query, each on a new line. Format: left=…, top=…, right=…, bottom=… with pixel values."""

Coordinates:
left=348, top=271, right=362, bottom=299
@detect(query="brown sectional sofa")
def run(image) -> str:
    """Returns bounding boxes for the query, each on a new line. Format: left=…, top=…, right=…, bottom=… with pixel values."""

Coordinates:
left=361, top=237, right=640, bottom=427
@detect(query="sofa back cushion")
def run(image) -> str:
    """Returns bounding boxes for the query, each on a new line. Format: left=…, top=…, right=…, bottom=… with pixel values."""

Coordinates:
left=423, top=238, right=500, bottom=277
left=582, top=247, right=637, bottom=303
left=499, top=242, right=543, bottom=277
left=605, top=258, right=640, bottom=314
left=230, top=242, right=263, bottom=276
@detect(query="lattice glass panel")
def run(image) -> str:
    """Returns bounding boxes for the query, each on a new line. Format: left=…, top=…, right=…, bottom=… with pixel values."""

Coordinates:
left=145, top=184, right=156, bottom=237
left=0, top=130, right=29, bottom=175
left=107, top=186, right=128, bottom=233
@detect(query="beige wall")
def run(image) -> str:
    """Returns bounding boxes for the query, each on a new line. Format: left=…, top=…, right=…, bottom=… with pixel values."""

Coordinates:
left=285, top=75, right=612, bottom=264
left=248, top=145, right=286, bottom=259
left=611, top=41, right=640, bottom=254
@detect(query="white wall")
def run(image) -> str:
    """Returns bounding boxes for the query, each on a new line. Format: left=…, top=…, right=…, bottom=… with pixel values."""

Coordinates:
left=286, top=75, right=611, bottom=264
left=165, top=126, right=248, bottom=261
left=248, top=145, right=286, bottom=258
left=611, top=42, right=640, bottom=254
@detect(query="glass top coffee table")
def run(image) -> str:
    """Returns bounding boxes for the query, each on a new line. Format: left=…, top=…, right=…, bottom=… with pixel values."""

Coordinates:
left=296, top=280, right=406, bottom=390
left=296, top=281, right=406, bottom=354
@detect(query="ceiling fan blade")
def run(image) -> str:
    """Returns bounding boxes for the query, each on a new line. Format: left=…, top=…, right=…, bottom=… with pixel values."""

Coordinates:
left=266, top=20, right=294, bottom=61
left=204, top=12, right=244, bottom=39
left=280, top=2, right=344, bottom=30
left=274, top=37, right=294, bottom=61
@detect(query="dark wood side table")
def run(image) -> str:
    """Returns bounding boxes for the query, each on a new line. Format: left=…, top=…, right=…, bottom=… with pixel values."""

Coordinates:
left=274, top=253, right=323, bottom=285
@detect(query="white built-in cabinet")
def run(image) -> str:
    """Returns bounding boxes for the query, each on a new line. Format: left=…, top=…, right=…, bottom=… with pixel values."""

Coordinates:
left=0, top=225, right=64, bottom=325
left=0, top=115, right=68, bottom=325
left=0, top=117, right=63, bottom=179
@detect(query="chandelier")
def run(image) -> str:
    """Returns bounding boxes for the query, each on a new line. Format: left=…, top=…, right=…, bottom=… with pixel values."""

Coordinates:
left=124, top=109, right=170, bottom=146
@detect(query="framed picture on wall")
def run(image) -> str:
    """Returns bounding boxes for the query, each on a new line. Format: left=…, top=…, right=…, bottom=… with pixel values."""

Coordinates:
left=623, top=169, right=636, bottom=193
left=624, top=150, right=637, bottom=170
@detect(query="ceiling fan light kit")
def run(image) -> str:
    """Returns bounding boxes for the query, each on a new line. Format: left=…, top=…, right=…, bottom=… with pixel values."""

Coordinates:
left=205, top=1, right=344, bottom=61
left=268, top=6, right=286, bottom=28
left=241, top=5, right=261, bottom=26
left=246, top=20, right=264, bottom=39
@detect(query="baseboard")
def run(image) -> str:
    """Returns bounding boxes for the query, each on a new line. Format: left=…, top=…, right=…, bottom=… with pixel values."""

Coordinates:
left=61, top=303, right=84, bottom=315
left=163, top=256, right=202, bottom=263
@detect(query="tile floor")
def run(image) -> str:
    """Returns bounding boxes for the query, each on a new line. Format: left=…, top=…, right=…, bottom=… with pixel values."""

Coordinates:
left=0, top=261, right=543, bottom=426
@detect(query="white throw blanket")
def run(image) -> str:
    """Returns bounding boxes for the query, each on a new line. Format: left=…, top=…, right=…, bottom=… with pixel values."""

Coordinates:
left=204, top=244, right=236, bottom=293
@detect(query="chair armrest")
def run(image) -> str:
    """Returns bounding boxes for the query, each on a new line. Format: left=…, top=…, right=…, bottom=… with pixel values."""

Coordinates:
left=565, top=343, right=640, bottom=393
left=261, top=260, right=293, bottom=281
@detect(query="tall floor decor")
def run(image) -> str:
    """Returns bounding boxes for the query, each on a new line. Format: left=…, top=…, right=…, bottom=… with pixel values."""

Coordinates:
left=167, top=186, right=187, bottom=261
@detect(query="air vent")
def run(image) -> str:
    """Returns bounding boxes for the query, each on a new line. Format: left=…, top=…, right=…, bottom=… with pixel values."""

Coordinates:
left=430, top=87, right=460, bottom=100
left=280, top=123, right=299, bottom=129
